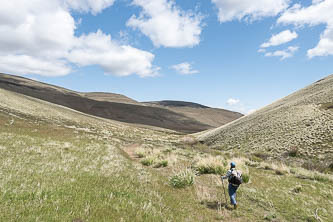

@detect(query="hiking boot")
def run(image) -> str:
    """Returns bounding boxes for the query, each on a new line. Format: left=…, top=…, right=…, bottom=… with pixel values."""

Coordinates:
left=234, top=204, right=238, bottom=210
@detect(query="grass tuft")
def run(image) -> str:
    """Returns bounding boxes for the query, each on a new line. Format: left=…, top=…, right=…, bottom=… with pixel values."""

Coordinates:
left=194, top=156, right=226, bottom=175
left=154, top=160, right=168, bottom=168
left=169, top=169, right=195, bottom=188
left=242, top=173, right=250, bottom=183
left=140, top=158, right=154, bottom=166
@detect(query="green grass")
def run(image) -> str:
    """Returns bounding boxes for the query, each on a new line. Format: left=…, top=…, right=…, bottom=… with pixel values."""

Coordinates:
left=195, top=164, right=225, bottom=175
left=169, top=169, right=195, bottom=188
left=154, top=160, right=168, bottom=168
left=140, top=158, right=155, bottom=166
left=0, top=111, right=220, bottom=221
left=1, top=106, right=333, bottom=221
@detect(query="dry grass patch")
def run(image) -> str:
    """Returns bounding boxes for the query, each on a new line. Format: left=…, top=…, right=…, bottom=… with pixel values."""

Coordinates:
left=193, top=155, right=227, bottom=175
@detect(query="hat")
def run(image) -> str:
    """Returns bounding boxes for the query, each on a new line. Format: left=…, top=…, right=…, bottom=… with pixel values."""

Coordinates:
left=230, top=162, right=236, bottom=167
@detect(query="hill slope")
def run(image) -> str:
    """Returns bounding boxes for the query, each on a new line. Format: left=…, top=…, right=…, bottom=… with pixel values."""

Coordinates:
left=196, top=74, right=333, bottom=162
left=1, top=87, right=333, bottom=221
left=145, top=100, right=243, bottom=128
left=0, top=73, right=241, bottom=133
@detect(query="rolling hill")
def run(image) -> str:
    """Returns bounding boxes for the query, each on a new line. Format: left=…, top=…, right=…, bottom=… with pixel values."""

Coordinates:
left=0, top=73, right=242, bottom=133
left=196, top=74, right=333, bottom=163
left=144, top=100, right=243, bottom=128
left=1, top=75, right=333, bottom=221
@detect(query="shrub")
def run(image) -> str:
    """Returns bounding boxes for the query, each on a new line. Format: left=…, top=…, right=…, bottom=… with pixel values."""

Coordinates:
left=242, top=173, right=250, bottom=183
left=327, top=163, right=333, bottom=173
left=264, top=213, right=277, bottom=221
left=154, top=160, right=168, bottom=168
left=287, top=147, right=298, bottom=157
left=292, top=185, right=302, bottom=193
left=169, top=169, right=195, bottom=188
left=252, top=152, right=269, bottom=161
left=275, top=169, right=286, bottom=175
left=136, top=152, right=145, bottom=158
left=140, top=158, right=154, bottom=166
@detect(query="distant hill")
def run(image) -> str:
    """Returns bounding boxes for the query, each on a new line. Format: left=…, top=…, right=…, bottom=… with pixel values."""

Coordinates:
left=146, top=100, right=210, bottom=108
left=145, top=100, right=243, bottom=128
left=196, top=74, right=333, bottom=161
left=80, top=92, right=140, bottom=105
left=0, top=73, right=242, bottom=133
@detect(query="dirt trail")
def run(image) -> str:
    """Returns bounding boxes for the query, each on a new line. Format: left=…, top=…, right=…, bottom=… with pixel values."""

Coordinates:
left=123, top=143, right=141, bottom=160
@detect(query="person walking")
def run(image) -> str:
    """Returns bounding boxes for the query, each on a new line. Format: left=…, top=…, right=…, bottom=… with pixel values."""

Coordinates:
left=221, top=162, right=242, bottom=210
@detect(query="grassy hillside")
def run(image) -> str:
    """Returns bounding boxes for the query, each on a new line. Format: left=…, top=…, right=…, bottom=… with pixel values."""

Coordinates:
left=0, top=73, right=242, bottom=133
left=196, top=74, right=333, bottom=168
left=145, top=101, right=243, bottom=128
left=1, top=87, right=333, bottom=221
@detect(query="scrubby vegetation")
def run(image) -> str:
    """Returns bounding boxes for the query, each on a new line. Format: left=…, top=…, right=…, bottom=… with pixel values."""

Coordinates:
left=140, top=157, right=155, bottom=166
left=194, top=156, right=226, bottom=175
left=1, top=88, right=333, bottom=221
left=169, top=169, right=196, bottom=188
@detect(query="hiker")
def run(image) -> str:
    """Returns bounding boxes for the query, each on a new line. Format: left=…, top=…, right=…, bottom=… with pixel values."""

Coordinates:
left=221, top=162, right=242, bottom=209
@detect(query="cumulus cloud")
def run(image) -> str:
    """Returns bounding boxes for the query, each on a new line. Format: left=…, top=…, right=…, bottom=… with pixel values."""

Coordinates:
left=0, top=0, right=158, bottom=77
left=278, top=0, right=333, bottom=58
left=227, top=98, right=240, bottom=106
left=171, top=62, right=198, bottom=75
left=211, top=0, right=290, bottom=23
left=225, top=98, right=255, bottom=114
left=127, top=0, right=202, bottom=48
left=68, top=30, right=159, bottom=77
left=64, top=0, right=116, bottom=15
left=260, top=30, right=298, bottom=48
left=264, top=46, right=299, bottom=60
left=0, top=55, right=70, bottom=77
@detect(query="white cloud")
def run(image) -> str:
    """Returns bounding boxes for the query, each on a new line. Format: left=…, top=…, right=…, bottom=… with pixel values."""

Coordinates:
left=211, top=0, right=290, bottom=23
left=264, top=46, right=299, bottom=60
left=68, top=30, right=159, bottom=77
left=171, top=62, right=198, bottom=75
left=0, top=55, right=70, bottom=77
left=278, top=0, right=333, bottom=58
left=227, top=98, right=240, bottom=106
left=64, top=0, right=116, bottom=15
left=225, top=98, right=255, bottom=114
left=0, top=0, right=158, bottom=77
left=127, top=0, right=202, bottom=48
left=260, top=30, right=298, bottom=48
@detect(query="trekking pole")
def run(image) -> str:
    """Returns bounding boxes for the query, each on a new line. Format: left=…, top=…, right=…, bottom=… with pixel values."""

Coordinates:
left=221, top=178, right=228, bottom=205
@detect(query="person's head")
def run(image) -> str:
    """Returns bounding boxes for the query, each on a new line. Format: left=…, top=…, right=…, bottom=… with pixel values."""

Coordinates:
left=230, top=162, right=236, bottom=169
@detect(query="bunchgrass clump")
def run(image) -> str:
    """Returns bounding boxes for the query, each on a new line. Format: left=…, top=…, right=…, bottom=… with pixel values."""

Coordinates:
left=292, top=185, right=302, bottom=193
left=170, top=169, right=196, bottom=188
left=196, top=165, right=225, bottom=175
left=140, top=157, right=154, bottom=166
left=194, top=156, right=226, bottom=175
left=154, top=160, right=168, bottom=168
left=242, top=173, right=250, bottom=183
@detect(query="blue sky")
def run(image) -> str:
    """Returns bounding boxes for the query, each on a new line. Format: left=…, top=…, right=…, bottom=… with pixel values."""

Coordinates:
left=1, top=0, right=332, bottom=114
